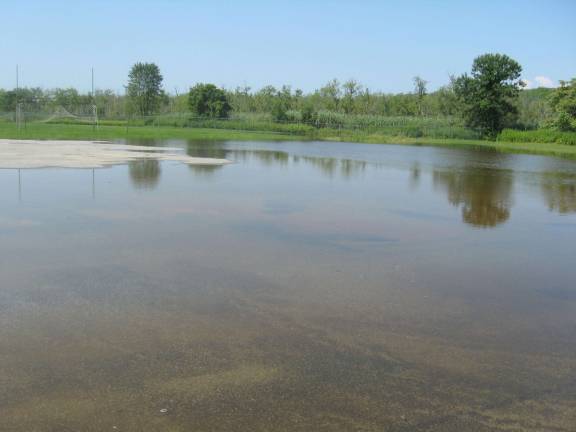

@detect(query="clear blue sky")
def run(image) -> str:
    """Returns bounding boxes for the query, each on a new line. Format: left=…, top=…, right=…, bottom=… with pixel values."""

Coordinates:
left=1, top=0, right=574, bottom=94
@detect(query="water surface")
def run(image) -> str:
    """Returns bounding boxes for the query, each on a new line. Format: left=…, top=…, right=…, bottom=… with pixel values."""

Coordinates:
left=1, top=140, right=575, bottom=431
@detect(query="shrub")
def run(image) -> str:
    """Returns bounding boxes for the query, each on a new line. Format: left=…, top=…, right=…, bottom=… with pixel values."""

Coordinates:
left=189, top=84, right=232, bottom=118
left=498, top=129, right=576, bottom=145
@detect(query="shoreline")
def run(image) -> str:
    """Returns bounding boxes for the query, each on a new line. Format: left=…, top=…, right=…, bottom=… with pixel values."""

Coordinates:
left=1, top=122, right=575, bottom=160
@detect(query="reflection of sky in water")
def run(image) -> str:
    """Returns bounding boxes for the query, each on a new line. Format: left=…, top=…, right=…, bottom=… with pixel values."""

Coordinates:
left=2, top=140, right=575, bottom=300
left=1, top=140, right=576, bottom=431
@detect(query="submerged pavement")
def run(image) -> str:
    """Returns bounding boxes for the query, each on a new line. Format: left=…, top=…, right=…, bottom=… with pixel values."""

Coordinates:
left=0, top=139, right=231, bottom=169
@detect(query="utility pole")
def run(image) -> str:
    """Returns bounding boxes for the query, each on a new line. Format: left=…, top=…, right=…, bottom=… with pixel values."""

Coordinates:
left=91, top=68, right=99, bottom=131
left=16, top=65, right=21, bottom=131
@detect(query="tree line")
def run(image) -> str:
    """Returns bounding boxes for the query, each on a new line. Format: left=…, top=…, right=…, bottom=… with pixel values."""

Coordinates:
left=1, top=54, right=574, bottom=138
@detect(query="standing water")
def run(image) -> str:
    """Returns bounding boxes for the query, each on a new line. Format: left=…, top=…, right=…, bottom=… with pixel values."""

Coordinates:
left=1, top=140, right=575, bottom=431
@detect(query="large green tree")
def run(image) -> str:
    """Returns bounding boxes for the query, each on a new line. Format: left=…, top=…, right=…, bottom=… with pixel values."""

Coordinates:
left=188, top=83, right=232, bottom=118
left=454, top=54, right=524, bottom=138
left=126, top=62, right=164, bottom=116
left=548, top=78, right=576, bottom=131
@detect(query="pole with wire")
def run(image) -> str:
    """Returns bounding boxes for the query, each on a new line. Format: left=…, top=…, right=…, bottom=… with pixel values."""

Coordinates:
left=92, top=67, right=99, bottom=131
left=15, top=65, right=22, bottom=131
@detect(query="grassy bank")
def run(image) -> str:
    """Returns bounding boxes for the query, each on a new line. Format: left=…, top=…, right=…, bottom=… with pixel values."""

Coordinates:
left=0, top=121, right=299, bottom=142
left=498, top=128, right=576, bottom=146
left=320, top=130, right=576, bottom=158
left=1, top=121, right=576, bottom=159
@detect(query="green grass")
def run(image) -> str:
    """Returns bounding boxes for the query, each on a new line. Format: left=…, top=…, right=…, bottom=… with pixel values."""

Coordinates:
left=2, top=120, right=576, bottom=159
left=498, top=128, right=576, bottom=146
left=0, top=121, right=299, bottom=142
left=319, top=130, right=576, bottom=158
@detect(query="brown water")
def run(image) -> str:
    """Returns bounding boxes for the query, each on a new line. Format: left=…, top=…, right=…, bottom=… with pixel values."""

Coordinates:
left=1, top=140, right=575, bottom=431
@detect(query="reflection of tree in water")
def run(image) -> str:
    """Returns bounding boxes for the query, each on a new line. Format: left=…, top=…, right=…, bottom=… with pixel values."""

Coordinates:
left=184, top=139, right=370, bottom=179
left=185, top=140, right=227, bottom=177
left=129, top=159, right=161, bottom=190
left=410, top=162, right=421, bottom=189
left=433, top=167, right=513, bottom=228
left=341, top=159, right=367, bottom=178
left=185, top=140, right=227, bottom=159
left=541, top=172, right=576, bottom=214
left=298, top=156, right=367, bottom=179
left=245, top=150, right=290, bottom=166
left=188, top=164, right=224, bottom=177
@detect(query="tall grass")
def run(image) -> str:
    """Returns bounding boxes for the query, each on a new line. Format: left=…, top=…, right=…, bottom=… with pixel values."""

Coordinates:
left=219, top=112, right=478, bottom=140
left=498, top=129, right=576, bottom=146
left=19, top=109, right=476, bottom=140
left=4, top=109, right=575, bottom=146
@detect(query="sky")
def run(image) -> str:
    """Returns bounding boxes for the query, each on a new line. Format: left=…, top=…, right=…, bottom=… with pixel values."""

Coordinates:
left=0, top=0, right=574, bottom=94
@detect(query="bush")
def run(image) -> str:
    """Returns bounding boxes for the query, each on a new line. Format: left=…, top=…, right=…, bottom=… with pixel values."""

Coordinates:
left=271, top=100, right=289, bottom=122
left=554, top=112, right=575, bottom=132
left=301, top=104, right=318, bottom=125
left=188, top=84, right=231, bottom=118
left=498, top=128, right=576, bottom=145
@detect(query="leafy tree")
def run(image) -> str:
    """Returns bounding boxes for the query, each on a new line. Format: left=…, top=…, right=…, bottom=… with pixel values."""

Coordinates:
left=271, top=99, right=289, bottom=122
left=93, top=89, right=124, bottom=118
left=342, top=79, right=362, bottom=114
left=254, top=85, right=277, bottom=112
left=548, top=78, right=576, bottom=131
left=229, top=85, right=254, bottom=112
left=516, top=87, right=554, bottom=129
left=318, top=79, right=341, bottom=111
left=301, top=102, right=318, bottom=124
left=52, top=88, right=81, bottom=110
left=293, top=88, right=304, bottom=109
left=454, top=54, right=524, bottom=138
left=0, top=88, right=47, bottom=112
left=126, top=62, right=164, bottom=116
left=188, top=83, right=231, bottom=118
left=413, top=76, right=428, bottom=115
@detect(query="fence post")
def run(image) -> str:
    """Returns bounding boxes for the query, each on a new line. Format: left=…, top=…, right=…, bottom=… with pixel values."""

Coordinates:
left=16, top=103, right=23, bottom=132
left=92, top=104, right=99, bottom=133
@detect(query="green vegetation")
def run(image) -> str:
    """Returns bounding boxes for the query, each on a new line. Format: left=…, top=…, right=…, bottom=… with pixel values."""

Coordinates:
left=498, top=129, right=576, bottom=146
left=413, top=76, right=428, bottom=116
left=454, top=54, right=524, bottom=138
left=188, top=83, right=232, bottom=118
left=0, top=121, right=298, bottom=142
left=1, top=55, right=575, bottom=158
left=2, top=120, right=576, bottom=159
left=516, top=87, right=554, bottom=129
left=126, top=62, right=165, bottom=116
left=324, top=131, right=576, bottom=158
left=548, top=78, right=576, bottom=131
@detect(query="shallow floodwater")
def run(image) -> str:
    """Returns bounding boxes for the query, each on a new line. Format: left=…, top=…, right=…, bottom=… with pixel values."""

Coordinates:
left=1, top=140, right=575, bottom=431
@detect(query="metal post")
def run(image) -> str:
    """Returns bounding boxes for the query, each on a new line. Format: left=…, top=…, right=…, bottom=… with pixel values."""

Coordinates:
left=16, top=65, right=20, bottom=131
left=16, top=103, right=22, bottom=132
left=91, top=68, right=98, bottom=132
